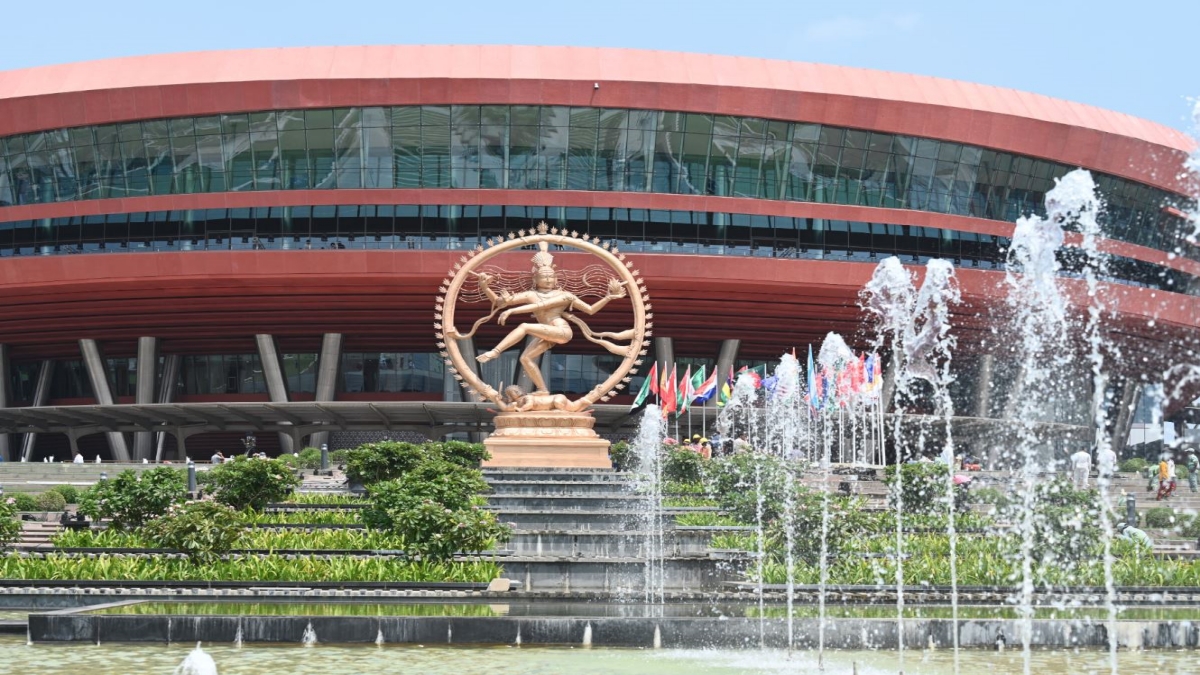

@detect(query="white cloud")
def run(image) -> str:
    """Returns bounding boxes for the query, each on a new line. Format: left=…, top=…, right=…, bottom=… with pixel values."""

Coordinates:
left=802, top=13, right=921, bottom=43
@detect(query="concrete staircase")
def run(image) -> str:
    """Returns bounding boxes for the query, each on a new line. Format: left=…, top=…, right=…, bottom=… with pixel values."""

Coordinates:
left=0, top=462, right=158, bottom=493
left=482, top=469, right=748, bottom=593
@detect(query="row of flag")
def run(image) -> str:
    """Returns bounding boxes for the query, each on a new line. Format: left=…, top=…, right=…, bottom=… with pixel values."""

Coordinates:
left=630, top=347, right=884, bottom=416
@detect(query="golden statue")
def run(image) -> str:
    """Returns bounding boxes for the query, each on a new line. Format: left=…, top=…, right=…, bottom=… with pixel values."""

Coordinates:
left=436, top=223, right=651, bottom=466
left=473, top=241, right=630, bottom=395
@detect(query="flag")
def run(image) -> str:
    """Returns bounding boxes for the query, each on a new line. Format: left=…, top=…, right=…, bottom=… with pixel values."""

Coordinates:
left=688, top=366, right=706, bottom=405
left=631, top=361, right=657, bottom=409
left=717, top=366, right=735, bottom=407
left=694, top=366, right=718, bottom=403
left=660, top=364, right=678, bottom=417
left=806, top=345, right=817, bottom=410
left=676, top=365, right=692, bottom=414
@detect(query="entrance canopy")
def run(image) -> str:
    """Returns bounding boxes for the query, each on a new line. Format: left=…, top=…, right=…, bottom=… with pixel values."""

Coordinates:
left=0, top=401, right=645, bottom=447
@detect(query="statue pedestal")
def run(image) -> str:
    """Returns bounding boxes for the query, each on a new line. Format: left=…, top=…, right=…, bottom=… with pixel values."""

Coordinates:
left=483, top=411, right=613, bottom=468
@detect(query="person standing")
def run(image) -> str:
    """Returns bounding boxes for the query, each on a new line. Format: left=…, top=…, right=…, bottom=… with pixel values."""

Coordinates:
left=1157, top=456, right=1173, bottom=501
left=1096, top=445, right=1118, bottom=484
left=1187, top=449, right=1199, bottom=493
left=1069, top=447, right=1092, bottom=490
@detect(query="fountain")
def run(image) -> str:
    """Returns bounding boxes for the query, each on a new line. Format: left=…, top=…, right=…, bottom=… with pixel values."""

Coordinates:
left=173, top=643, right=217, bottom=675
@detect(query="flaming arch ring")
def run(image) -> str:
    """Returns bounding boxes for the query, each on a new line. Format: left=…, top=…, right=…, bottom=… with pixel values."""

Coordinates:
left=434, top=227, right=652, bottom=409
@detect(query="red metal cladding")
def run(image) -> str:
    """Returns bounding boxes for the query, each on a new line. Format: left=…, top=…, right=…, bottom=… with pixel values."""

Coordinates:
left=0, top=46, right=1193, bottom=192
left=0, top=251, right=1193, bottom=362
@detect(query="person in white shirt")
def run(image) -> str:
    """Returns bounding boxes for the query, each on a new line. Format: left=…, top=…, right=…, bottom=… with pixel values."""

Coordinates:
left=1069, top=448, right=1092, bottom=490
left=72, top=451, right=84, bottom=464
left=1096, top=445, right=1118, bottom=484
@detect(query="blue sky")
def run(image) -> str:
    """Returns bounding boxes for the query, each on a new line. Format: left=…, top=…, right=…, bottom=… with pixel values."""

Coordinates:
left=2, top=0, right=1195, bottom=131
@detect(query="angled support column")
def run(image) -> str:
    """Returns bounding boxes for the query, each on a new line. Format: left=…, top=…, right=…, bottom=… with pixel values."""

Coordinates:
left=0, top=344, right=10, bottom=462
left=654, top=337, right=675, bottom=387
left=21, top=360, right=54, bottom=461
left=708, top=339, right=739, bottom=407
left=79, top=339, right=130, bottom=461
left=154, top=354, right=180, bottom=462
left=973, top=354, right=995, bottom=418
left=133, top=337, right=159, bottom=460
left=1112, top=380, right=1141, bottom=457
left=309, top=333, right=343, bottom=451
left=255, top=334, right=294, bottom=453
left=449, top=335, right=488, bottom=442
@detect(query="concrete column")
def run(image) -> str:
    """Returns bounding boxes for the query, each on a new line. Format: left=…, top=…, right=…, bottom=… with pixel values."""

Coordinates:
left=78, top=339, right=130, bottom=461
left=154, top=354, right=180, bottom=462
left=20, top=359, right=53, bottom=461
left=309, top=333, right=342, bottom=450
left=0, top=344, right=10, bottom=461
left=974, top=354, right=994, bottom=419
left=712, top=339, right=739, bottom=400
left=255, top=334, right=293, bottom=453
left=654, top=337, right=676, bottom=387
left=1111, top=380, right=1141, bottom=457
left=881, top=358, right=897, bottom=413
left=133, top=337, right=158, bottom=460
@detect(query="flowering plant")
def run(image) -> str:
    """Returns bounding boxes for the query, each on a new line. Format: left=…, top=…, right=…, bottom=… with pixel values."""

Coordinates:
left=0, top=498, right=20, bottom=547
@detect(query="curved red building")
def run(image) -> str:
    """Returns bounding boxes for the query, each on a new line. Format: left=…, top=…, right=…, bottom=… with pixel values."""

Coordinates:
left=0, top=46, right=1195, bottom=461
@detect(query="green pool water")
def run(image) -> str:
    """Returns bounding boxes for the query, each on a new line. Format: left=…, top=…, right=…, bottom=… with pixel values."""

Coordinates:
left=82, top=600, right=1200, bottom=621
left=2, top=636, right=1197, bottom=675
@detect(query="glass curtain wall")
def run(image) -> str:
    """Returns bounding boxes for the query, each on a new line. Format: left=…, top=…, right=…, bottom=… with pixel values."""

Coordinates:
left=1, top=106, right=1192, bottom=260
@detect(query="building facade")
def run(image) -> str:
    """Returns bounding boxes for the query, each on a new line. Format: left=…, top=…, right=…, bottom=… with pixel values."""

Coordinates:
left=0, top=46, right=1195, bottom=459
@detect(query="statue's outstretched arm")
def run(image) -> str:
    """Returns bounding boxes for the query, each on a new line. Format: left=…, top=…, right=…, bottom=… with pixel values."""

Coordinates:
left=571, top=279, right=627, bottom=315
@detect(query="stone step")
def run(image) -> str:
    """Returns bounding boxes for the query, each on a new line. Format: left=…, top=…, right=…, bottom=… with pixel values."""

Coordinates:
left=485, top=480, right=636, bottom=496
left=493, top=510, right=691, bottom=530
left=505, top=529, right=724, bottom=557
left=482, top=469, right=630, bottom=483
left=503, top=554, right=748, bottom=592
left=486, top=494, right=650, bottom=511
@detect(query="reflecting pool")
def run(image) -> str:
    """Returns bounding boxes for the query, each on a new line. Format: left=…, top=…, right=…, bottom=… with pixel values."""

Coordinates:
left=3, top=636, right=1198, bottom=675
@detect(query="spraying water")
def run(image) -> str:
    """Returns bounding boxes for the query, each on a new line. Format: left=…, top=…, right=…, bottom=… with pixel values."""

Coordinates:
left=1005, top=172, right=1076, bottom=675
left=174, top=643, right=218, bottom=675
left=631, top=403, right=666, bottom=609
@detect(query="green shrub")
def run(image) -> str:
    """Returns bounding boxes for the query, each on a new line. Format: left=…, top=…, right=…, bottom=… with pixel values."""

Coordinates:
left=48, top=485, right=79, bottom=504
left=329, top=449, right=348, bottom=465
left=883, top=462, right=951, bottom=514
left=206, top=456, right=301, bottom=511
left=0, top=499, right=21, bottom=547
left=362, top=461, right=491, bottom=528
left=361, top=460, right=506, bottom=561
left=77, top=468, right=187, bottom=530
left=142, top=500, right=244, bottom=564
left=295, top=447, right=323, bottom=470
left=1119, top=458, right=1148, bottom=474
left=34, top=491, right=66, bottom=512
left=707, top=453, right=797, bottom=524
left=1176, top=465, right=1189, bottom=480
left=663, top=445, right=706, bottom=484
left=1145, top=507, right=1176, bottom=529
left=766, top=489, right=870, bottom=566
left=971, top=487, right=1010, bottom=508
left=344, top=441, right=427, bottom=485
left=609, top=440, right=635, bottom=471
left=435, top=440, right=489, bottom=468
left=11, top=493, right=37, bottom=512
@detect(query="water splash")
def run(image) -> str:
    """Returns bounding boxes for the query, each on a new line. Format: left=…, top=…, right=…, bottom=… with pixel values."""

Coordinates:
left=174, top=643, right=218, bottom=675
left=861, top=255, right=962, bottom=674
left=232, top=624, right=242, bottom=650
left=375, top=628, right=385, bottom=646
left=631, top=404, right=666, bottom=609
left=1005, top=170, right=1081, bottom=675
left=301, top=622, right=317, bottom=647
